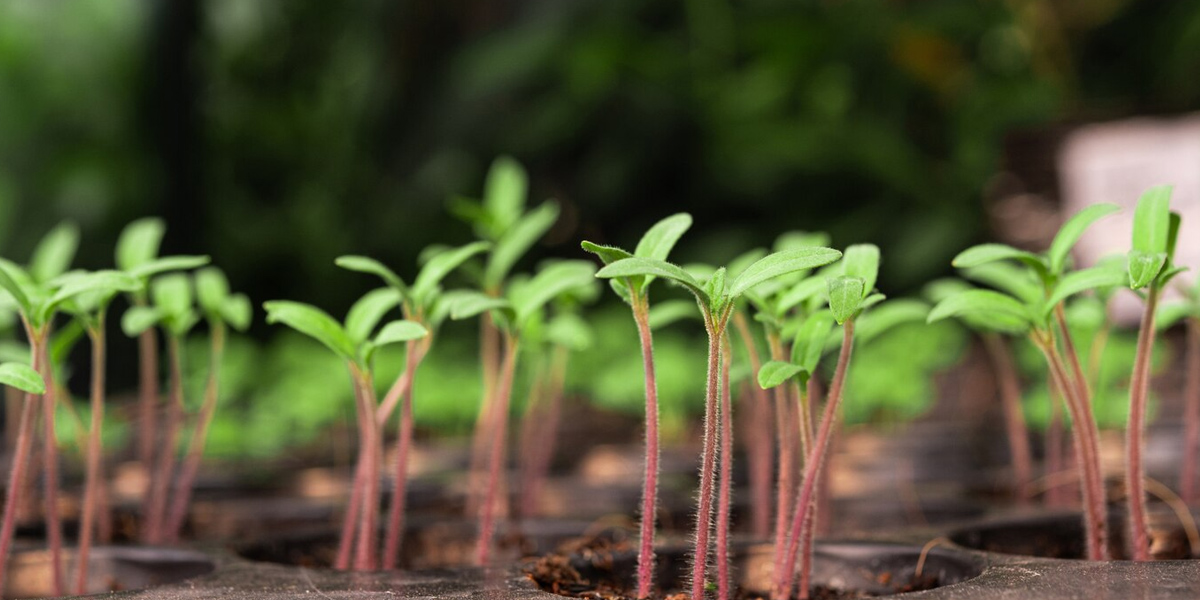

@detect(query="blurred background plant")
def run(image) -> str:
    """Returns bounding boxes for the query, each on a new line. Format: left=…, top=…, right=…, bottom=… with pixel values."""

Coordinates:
left=3, top=0, right=1198, bottom=459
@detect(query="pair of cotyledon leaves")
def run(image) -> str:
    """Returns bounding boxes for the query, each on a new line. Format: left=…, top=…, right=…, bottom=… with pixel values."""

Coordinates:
left=122, top=269, right=252, bottom=338
left=265, top=240, right=501, bottom=368
left=928, top=188, right=1184, bottom=334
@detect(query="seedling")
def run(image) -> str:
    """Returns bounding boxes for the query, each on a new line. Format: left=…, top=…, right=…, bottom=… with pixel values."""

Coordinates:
left=115, top=218, right=211, bottom=475
left=1157, top=275, right=1200, bottom=505
left=1123, top=186, right=1184, bottom=560
left=0, top=362, right=47, bottom=594
left=595, top=244, right=842, bottom=600
left=449, top=259, right=597, bottom=565
left=929, top=203, right=1126, bottom=560
left=581, top=212, right=691, bottom=598
left=925, top=276, right=1034, bottom=504
left=767, top=244, right=880, bottom=600
left=335, top=239, right=489, bottom=568
left=264, top=288, right=428, bottom=570
left=161, top=267, right=252, bottom=543
left=451, top=157, right=560, bottom=502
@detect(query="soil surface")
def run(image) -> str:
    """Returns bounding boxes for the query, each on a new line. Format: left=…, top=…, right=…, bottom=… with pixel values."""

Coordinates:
left=525, top=536, right=940, bottom=600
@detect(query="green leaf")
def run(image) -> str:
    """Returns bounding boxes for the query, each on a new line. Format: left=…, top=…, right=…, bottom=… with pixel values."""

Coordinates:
left=1127, top=250, right=1167, bottom=290
left=855, top=299, right=928, bottom=344
left=597, top=257, right=709, bottom=305
left=648, top=299, right=699, bottom=330
left=221, top=294, right=253, bottom=331
left=263, top=301, right=357, bottom=362
left=580, top=241, right=633, bottom=266
left=634, top=213, right=692, bottom=261
left=448, top=292, right=513, bottom=321
left=0, top=260, right=33, bottom=317
left=727, top=249, right=768, bottom=283
left=842, top=244, right=880, bottom=299
left=1157, top=303, right=1196, bottom=331
left=0, top=362, right=45, bottom=394
left=127, top=255, right=211, bottom=279
left=546, top=313, right=593, bottom=351
left=373, top=320, right=429, bottom=347
left=774, top=231, right=831, bottom=253
left=961, top=263, right=1042, bottom=305
left=335, top=255, right=407, bottom=295
left=483, top=156, right=527, bottom=235
left=195, top=267, right=230, bottom=315
left=828, top=276, right=866, bottom=324
left=122, top=305, right=164, bottom=337
left=345, top=288, right=402, bottom=344
left=1158, top=265, right=1188, bottom=288
left=791, top=312, right=835, bottom=372
left=43, top=270, right=141, bottom=322
left=511, top=260, right=597, bottom=325
left=152, top=273, right=193, bottom=318
left=728, top=247, right=843, bottom=299
left=952, top=244, right=1046, bottom=272
left=927, top=289, right=1032, bottom=329
left=411, top=241, right=491, bottom=306
left=758, top=360, right=803, bottom=390
left=1044, top=264, right=1128, bottom=315
left=703, top=268, right=727, bottom=309
left=1166, top=212, right=1182, bottom=264
left=1047, top=203, right=1120, bottom=275
left=49, top=319, right=85, bottom=366
left=1132, top=185, right=1172, bottom=254
left=115, top=217, right=165, bottom=271
left=30, top=222, right=79, bottom=283
left=484, top=200, right=560, bottom=289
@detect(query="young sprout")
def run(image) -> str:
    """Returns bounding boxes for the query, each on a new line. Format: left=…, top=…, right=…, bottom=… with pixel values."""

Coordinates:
left=0, top=362, right=47, bottom=593
left=0, top=224, right=148, bottom=595
left=925, top=276, right=1035, bottom=504
left=929, top=203, right=1126, bottom=560
left=115, top=218, right=211, bottom=476
left=55, top=270, right=143, bottom=593
left=452, top=157, right=561, bottom=507
left=764, top=244, right=880, bottom=600
left=1124, top=186, right=1184, bottom=560
left=264, top=291, right=428, bottom=571
left=581, top=212, right=691, bottom=598
left=335, top=239, right=489, bottom=568
left=596, top=244, right=842, bottom=600
left=162, top=267, right=252, bottom=543
left=1157, top=276, right=1200, bottom=505
left=449, top=260, right=597, bottom=565
left=517, top=299, right=597, bottom=520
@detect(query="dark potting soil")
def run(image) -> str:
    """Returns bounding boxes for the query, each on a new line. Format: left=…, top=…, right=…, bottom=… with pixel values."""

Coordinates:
left=525, top=536, right=940, bottom=600
left=950, top=510, right=1197, bottom=560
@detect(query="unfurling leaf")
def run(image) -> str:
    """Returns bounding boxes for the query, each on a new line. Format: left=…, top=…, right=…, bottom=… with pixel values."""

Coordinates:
left=1127, top=250, right=1167, bottom=291
left=1132, top=185, right=1172, bottom=255
left=828, top=276, right=865, bottom=324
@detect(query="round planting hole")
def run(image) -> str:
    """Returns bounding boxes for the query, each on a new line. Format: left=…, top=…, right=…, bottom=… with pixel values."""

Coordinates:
left=948, top=510, right=1198, bottom=560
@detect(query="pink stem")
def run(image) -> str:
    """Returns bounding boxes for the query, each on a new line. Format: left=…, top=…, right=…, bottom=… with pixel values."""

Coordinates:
left=164, top=325, right=226, bottom=543
left=689, top=313, right=727, bottom=600
left=767, top=332, right=794, bottom=583
left=521, top=346, right=568, bottom=520
left=35, top=336, right=64, bottom=595
left=475, top=334, right=519, bottom=565
left=1181, top=317, right=1200, bottom=505
left=137, top=326, right=160, bottom=482
left=143, top=337, right=185, bottom=545
left=733, top=312, right=773, bottom=538
left=383, top=340, right=424, bottom=569
left=517, top=356, right=549, bottom=520
left=1126, top=285, right=1160, bottom=561
left=76, top=326, right=107, bottom=593
left=775, top=320, right=854, bottom=600
left=335, top=431, right=369, bottom=570
left=982, top=334, right=1034, bottom=505
left=716, top=336, right=734, bottom=600
left=0, top=350, right=42, bottom=594
left=633, top=299, right=661, bottom=598
left=352, top=371, right=381, bottom=571
left=467, top=313, right=501, bottom=516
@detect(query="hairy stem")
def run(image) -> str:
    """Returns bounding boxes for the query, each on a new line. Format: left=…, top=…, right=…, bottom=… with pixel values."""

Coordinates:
left=164, top=324, right=226, bottom=543
left=335, top=422, right=369, bottom=570
left=766, top=330, right=795, bottom=584
left=776, top=320, right=853, bottom=600
left=716, top=335, right=734, bottom=600
left=352, top=370, right=381, bottom=571
left=733, top=311, right=773, bottom=538
left=476, top=334, right=519, bottom=565
left=383, top=340, right=425, bottom=569
left=143, top=336, right=185, bottom=545
left=982, top=334, right=1033, bottom=505
left=631, top=299, right=663, bottom=598
left=1044, top=384, right=1068, bottom=507
left=0, top=346, right=42, bottom=594
left=1035, top=334, right=1107, bottom=560
left=689, top=314, right=726, bottom=600
left=1183, top=317, right=1200, bottom=505
left=1126, top=285, right=1161, bottom=561
left=137, top=324, right=160, bottom=482
left=76, top=325, right=107, bottom=593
